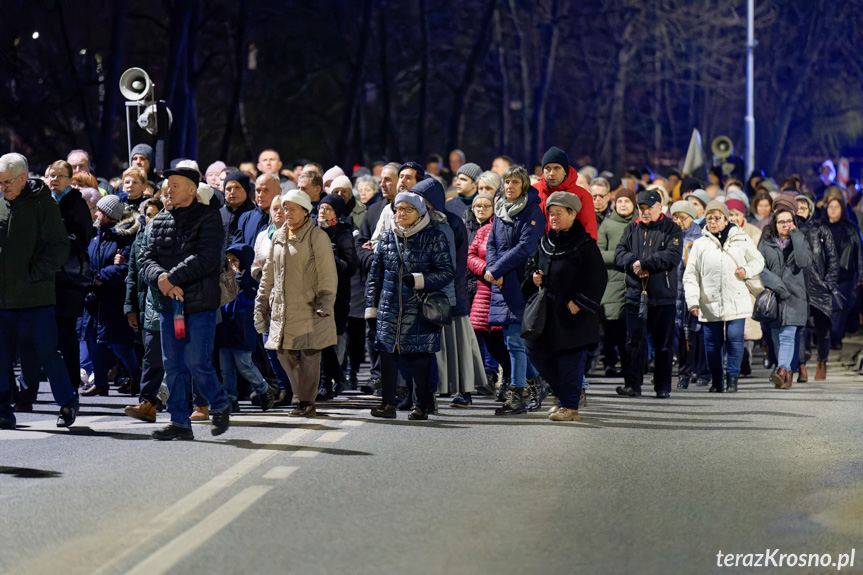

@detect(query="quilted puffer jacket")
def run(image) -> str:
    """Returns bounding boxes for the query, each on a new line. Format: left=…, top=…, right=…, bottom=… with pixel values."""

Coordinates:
left=365, top=213, right=454, bottom=354
left=467, top=219, right=499, bottom=332
left=798, top=196, right=838, bottom=316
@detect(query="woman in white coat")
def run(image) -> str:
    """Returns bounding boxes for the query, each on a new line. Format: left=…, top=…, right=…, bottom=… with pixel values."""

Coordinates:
left=683, top=201, right=765, bottom=393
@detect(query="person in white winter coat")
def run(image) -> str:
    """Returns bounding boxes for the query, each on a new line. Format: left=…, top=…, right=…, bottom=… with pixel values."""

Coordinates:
left=683, top=201, right=764, bottom=393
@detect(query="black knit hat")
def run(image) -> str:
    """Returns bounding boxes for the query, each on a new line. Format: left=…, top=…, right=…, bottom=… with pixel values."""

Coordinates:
left=223, top=170, right=251, bottom=196
left=541, top=146, right=570, bottom=174
left=319, top=192, right=346, bottom=217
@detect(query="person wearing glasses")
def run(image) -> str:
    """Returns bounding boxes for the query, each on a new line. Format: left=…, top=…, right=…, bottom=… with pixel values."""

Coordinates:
left=614, top=190, right=683, bottom=399
left=589, top=177, right=614, bottom=228
left=757, top=200, right=812, bottom=389
left=683, top=202, right=764, bottom=393
left=365, top=191, right=454, bottom=420
left=0, top=153, right=78, bottom=429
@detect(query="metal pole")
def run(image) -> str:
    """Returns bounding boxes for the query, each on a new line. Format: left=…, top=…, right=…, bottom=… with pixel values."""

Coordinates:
left=745, top=0, right=755, bottom=180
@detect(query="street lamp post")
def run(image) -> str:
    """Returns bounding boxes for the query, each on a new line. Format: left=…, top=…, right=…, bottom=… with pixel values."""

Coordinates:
left=745, top=0, right=755, bottom=180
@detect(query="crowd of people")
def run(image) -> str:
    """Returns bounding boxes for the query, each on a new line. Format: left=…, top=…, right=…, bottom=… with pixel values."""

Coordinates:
left=1, top=144, right=861, bottom=438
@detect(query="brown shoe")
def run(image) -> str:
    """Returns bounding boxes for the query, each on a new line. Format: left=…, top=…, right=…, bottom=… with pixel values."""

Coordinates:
left=289, top=402, right=316, bottom=417
left=124, top=400, right=157, bottom=423
left=549, top=407, right=580, bottom=422
left=797, top=364, right=808, bottom=383
left=771, top=368, right=787, bottom=388
left=190, top=406, right=210, bottom=422
left=781, top=369, right=793, bottom=390
left=80, top=385, right=109, bottom=397
left=815, top=361, right=827, bottom=380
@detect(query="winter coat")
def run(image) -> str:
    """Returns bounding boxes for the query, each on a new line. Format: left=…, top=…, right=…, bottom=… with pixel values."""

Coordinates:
left=365, top=213, right=454, bottom=354
left=0, top=179, right=70, bottom=309
left=597, top=210, right=634, bottom=320
left=251, top=227, right=277, bottom=282
left=83, top=215, right=138, bottom=344
left=522, top=221, right=608, bottom=351
left=614, top=214, right=683, bottom=307
left=55, top=186, right=95, bottom=290
left=255, top=218, right=338, bottom=351
left=124, top=220, right=161, bottom=332
left=758, top=229, right=812, bottom=327
left=675, top=222, right=704, bottom=330
left=234, top=206, right=270, bottom=248
left=467, top=219, right=500, bottom=332
left=342, top=196, right=367, bottom=231
left=798, top=197, right=839, bottom=315
left=532, top=167, right=597, bottom=239
left=412, top=178, right=469, bottom=316
left=320, top=220, right=359, bottom=334
left=486, top=188, right=546, bottom=325
left=216, top=243, right=258, bottom=351
left=683, top=225, right=765, bottom=322
left=141, top=199, right=226, bottom=315
left=445, top=196, right=472, bottom=223
left=465, top=213, right=485, bottom=302
left=825, top=218, right=863, bottom=285
left=356, top=199, right=389, bottom=277
left=220, top=198, right=256, bottom=248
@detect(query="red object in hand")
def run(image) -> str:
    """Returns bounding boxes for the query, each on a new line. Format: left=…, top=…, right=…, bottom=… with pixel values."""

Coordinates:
left=172, top=298, right=186, bottom=339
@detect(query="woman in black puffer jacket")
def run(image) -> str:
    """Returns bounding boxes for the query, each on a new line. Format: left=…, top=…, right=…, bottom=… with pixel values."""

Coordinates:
left=365, top=191, right=454, bottom=420
left=823, top=195, right=863, bottom=351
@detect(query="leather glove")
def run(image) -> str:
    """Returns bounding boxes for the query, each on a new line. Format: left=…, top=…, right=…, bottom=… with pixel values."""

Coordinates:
left=254, top=312, right=268, bottom=334
left=401, top=274, right=415, bottom=288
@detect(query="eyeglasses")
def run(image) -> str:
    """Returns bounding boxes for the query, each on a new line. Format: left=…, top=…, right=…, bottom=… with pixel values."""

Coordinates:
left=776, top=220, right=794, bottom=227
left=47, top=174, right=71, bottom=180
left=473, top=203, right=493, bottom=209
left=592, top=194, right=608, bottom=200
left=0, top=174, right=22, bottom=188
left=395, top=207, right=417, bottom=214
left=705, top=216, right=725, bottom=223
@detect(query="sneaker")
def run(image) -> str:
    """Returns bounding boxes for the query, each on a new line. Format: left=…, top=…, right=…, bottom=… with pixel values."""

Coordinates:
left=450, top=393, right=472, bottom=408
left=548, top=399, right=560, bottom=414
left=549, top=407, right=579, bottom=421
left=290, top=402, right=316, bottom=418
left=408, top=405, right=429, bottom=420
left=57, top=404, right=77, bottom=428
left=260, top=386, right=276, bottom=412
left=152, top=423, right=194, bottom=441
left=210, top=406, right=231, bottom=436
left=124, top=400, right=156, bottom=423
left=370, top=404, right=397, bottom=419
left=190, top=406, right=209, bottom=422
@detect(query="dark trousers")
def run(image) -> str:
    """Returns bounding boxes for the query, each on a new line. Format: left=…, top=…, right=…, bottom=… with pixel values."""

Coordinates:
left=527, top=344, right=586, bottom=410
left=320, top=345, right=345, bottom=385
left=677, top=325, right=708, bottom=383
left=798, top=306, right=831, bottom=364
left=140, top=329, right=165, bottom=405
left=380, top=351, right=432, bottom=408
left=366, top=319, right=381, bottom=379
left=602, top=318, right=627, bottom=371
left=345, top=317, right=366, bottom=374
left=625, top=303, right=676, bottom=393
left=477, top=330, right=511, bottom=378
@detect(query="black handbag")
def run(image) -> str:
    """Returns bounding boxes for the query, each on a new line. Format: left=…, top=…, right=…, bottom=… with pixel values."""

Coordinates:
left=752, top=288, right=779, bottom=323
left=520, top=287, right=547, bottom=341
left=393, top=232, right=452, bottom=327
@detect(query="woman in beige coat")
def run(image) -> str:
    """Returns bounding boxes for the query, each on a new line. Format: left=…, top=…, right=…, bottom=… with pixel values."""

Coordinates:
left=255, top=190, right=338, bottom=417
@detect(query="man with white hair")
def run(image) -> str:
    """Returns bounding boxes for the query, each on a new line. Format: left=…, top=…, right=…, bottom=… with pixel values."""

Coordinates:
left=140, top=166, right=231, bottom=440
left=0, top=153, right=78, bottom=429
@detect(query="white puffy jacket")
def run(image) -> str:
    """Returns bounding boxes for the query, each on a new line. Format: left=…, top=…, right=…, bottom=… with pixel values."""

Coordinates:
left=683, top=225, right=765, bottom=322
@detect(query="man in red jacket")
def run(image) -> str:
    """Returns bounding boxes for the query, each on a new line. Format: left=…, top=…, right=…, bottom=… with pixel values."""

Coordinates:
left=532, top=146, right=597, bottom=240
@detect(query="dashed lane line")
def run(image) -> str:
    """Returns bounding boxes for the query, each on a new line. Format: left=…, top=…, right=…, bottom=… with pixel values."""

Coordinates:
left=262, top=465, right=299, bottom=479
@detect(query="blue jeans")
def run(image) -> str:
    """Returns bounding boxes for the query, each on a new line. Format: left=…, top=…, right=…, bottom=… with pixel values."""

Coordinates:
left=0, top=307, right=78, bottom=423
left=527, top=345, right=586, bottom=410
left=84, top=331, right=138, bottom=391
left=502, top=323, right=538, bottom=388
left=771, top=325, right=798, bottom=371
left=702, top=319, right=745, bottom=385
left=160, top=310, right=229, bottom=428
left=263, top=332, right=290, bottom=390
left=219, top=348, right=268, bottom=402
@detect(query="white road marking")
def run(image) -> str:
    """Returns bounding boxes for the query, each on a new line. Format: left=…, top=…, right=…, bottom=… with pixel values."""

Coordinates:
left=125, top=485, right=272, bottom=575
left=291, top=450, right=319, bottom=458
left=262, top=466, right=299, bottom=479
left=316, top=431, right=348, bottom=443
left=340, top=420, right=365, bottom=427
left=0, top=430, right=51, bottom=440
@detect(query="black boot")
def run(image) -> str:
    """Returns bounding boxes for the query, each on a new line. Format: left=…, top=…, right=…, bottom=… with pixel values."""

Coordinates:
left=526, top=376, right=547, bottom=412
left=496, top=375, right=510, bottom=402
left=725, top=374, right=738, bottom=393
left=708, top=378, right=724, bottom=392
left=495, top=387, right=527, bottom=415
left=740, top=348, right=751, bottom=376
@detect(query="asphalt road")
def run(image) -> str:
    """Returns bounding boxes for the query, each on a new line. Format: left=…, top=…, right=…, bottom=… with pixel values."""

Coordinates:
left=2, top=344, right=863, bottom=575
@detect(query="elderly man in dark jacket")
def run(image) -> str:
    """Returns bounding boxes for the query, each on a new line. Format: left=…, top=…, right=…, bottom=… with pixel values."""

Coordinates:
left=795, top=194, right=839, bottom=381
left=141, top=166, right=230, bottom=440
left=0, top=153, right=78, bottom=429
left=615, top=190, right=683, bottom=398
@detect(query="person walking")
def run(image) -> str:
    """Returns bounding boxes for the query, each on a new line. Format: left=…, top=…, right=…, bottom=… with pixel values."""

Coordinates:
left=683, top=201, right=764, bottom=393
left=758, top=207, right=812, bottom=389
left=365, top=191, right=454, bottom=420
left=523, top=192, right=607, bottom=422
left=254, top=190, right=338, bottom=418
left=823, top=196, right=863, bottom=352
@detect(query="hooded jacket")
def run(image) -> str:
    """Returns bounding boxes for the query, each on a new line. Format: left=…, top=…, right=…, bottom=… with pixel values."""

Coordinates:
left=797, top=195, right=839, bottom=315
left=125, top=219, right=161, bottom=332
left=532, top=167, right=597, bottom=240
left=522, top=220, right=608, bottom=350
left=614, top=213, right=683, bottom=306
left=486, top=187, right=546, bottom=325
left=365, top=213, right=454, bottom=354
left=597, top=210, right=634, bottom=321
left=220, top=197, right=256, bottom=248
left=217, top=243, right=258, bottom=351
left=758, top=228, right=812, bottom=327
left=141, top=199, right=226, bottom=315
left=0, top=179, right=70, bottom=309
left=683, top=224, right=765, bottom=322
